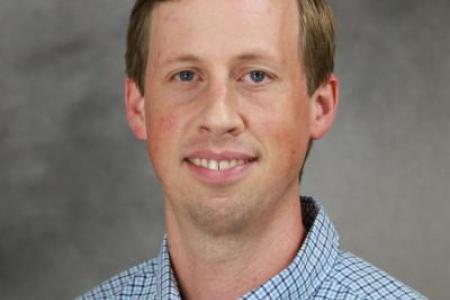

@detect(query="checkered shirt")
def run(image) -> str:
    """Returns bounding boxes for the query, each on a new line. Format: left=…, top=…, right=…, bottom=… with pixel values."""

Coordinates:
left=78, top=196, right=427, bottom=299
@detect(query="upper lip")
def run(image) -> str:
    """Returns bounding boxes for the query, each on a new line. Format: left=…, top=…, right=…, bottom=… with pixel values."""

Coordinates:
left=184, top=149, right=258, bottom=161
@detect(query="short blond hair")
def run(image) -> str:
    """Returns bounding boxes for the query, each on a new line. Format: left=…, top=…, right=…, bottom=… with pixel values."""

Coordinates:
left=125, top=0, right=335, bottom=96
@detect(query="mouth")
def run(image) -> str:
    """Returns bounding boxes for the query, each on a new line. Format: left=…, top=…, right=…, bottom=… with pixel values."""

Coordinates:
left=183, top=151, right=259, bottom=184
left=185, top=157, right=257, bottom=171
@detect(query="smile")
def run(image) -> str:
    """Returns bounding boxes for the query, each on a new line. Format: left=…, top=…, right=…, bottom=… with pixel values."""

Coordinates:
left=183, top=150, right=259, bottom=184
left=187, top=158, right=247, bottom=171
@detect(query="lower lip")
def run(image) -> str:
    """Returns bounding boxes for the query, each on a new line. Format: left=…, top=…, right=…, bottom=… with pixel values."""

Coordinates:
left=184, top=160, right=257, bottom=185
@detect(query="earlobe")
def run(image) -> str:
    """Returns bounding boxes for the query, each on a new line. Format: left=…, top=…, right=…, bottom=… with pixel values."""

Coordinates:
left=310, top=74, right=339, bottom=140
left=125, top=77, right=147, bottom=140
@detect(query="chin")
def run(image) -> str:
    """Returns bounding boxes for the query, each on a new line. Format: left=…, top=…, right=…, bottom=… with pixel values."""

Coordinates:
left=184, top=193, right=257, bottom=237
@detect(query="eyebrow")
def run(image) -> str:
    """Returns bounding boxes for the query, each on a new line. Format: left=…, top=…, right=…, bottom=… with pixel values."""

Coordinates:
left=160, top=50, right=282, bottom=67
left=160, top=54, right=202, bottom=67
left=234, top=51, right=284, bottom=69
left=235, top=52, right=276, bottom=62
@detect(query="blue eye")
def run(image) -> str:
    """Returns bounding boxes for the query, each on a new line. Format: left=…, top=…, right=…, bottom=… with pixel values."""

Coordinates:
left=177, top=70, right=195, bottom=82
left=249, top=70, right=267, bottom=83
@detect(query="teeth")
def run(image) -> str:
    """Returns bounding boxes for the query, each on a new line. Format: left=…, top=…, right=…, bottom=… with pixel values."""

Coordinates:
left=230, top=159, right=237, bottom=168
left=201, top=158, right=208, bottom=168
left=193, top=158, right=201, bottom=166
left=189, top=158, right=249, bottom=170
left=208, top=160, right=219, bottom=170
left=219, top=160, right=230, bottom=170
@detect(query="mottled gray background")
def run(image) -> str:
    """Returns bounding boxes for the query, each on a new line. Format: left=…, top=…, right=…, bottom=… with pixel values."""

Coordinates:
left=1, top=1, right=449, bottom=299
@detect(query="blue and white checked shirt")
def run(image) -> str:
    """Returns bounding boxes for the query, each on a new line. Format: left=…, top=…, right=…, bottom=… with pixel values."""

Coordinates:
left=79, top=197, right=426, bottom=299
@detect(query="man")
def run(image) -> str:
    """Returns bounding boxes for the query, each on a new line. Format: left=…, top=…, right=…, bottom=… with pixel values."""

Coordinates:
left=80, top=0, right=426, bottom=299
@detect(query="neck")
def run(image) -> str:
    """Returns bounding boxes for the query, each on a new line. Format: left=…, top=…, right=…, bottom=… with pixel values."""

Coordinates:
left=165, top=193, right=304, bottom=300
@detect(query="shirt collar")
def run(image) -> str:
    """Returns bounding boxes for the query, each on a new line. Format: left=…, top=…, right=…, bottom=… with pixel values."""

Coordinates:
left=154, top=196, right=340, bottom=299
left=156, top=237, right=182, bottom=299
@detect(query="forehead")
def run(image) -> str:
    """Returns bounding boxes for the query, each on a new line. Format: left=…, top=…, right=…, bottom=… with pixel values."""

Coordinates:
left=148, top=0, right=300, bottom=65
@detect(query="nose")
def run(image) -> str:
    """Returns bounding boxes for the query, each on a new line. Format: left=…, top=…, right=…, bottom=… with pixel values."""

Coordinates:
left=197, top=81, right=245, bottom=138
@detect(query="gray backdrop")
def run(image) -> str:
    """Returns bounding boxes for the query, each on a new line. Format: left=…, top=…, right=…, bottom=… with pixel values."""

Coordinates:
left=1, top=1, right=449, bottom=299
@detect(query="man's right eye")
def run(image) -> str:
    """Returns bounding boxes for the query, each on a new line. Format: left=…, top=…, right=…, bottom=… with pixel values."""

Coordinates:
left=175, top=70, right=196, bottom=82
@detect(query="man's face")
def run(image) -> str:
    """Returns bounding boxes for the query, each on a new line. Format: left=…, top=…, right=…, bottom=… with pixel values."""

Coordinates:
left=141, top=0, right=315, bottom=234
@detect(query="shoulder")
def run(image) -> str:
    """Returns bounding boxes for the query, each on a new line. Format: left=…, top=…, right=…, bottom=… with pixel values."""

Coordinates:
left=77, top=258, right=158, bottom=300
left=317, top=251, right=427, bottom=300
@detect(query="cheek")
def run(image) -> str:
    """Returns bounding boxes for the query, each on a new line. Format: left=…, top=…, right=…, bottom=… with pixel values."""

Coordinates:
left=150, top=113, right=178, bottom=135
left=257, top=101, right=310, bottom=164
left=269, top=122, right=308, bottom=158
left=147, top=112, right=180, bottom=165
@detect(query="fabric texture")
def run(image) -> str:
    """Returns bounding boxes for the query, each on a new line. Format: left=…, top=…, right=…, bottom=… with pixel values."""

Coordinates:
left=78, top=197, right=427, bottom=299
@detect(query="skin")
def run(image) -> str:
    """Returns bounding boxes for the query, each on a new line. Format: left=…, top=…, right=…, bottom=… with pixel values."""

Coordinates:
left=125, top=0, right=338, bottom=299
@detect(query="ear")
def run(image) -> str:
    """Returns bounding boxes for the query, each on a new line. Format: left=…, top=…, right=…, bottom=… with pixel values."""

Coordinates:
left=125, top=77, right=147, bottom=140
left=309, top=73, right=339, bottom=139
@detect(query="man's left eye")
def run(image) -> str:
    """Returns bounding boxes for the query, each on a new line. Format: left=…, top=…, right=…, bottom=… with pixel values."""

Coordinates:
left=248, top=70, right=268, bottom=83
left=176, top=70, right=196, bottom=82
